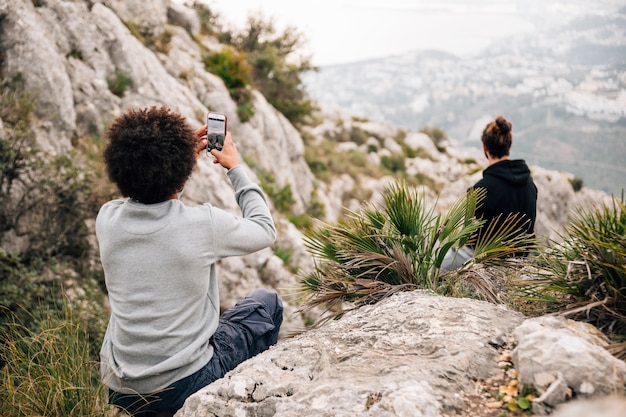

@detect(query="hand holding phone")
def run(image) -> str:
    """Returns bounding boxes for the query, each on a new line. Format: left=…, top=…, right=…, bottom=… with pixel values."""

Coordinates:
left=210, top=132, right=239, bottom=169
left=207, top=112, right=227, bottom=152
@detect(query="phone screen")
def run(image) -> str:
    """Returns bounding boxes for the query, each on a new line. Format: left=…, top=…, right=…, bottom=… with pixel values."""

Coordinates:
left=207, top=113, right=227, bottom=151
left=208, top=114, right=226, bottom=135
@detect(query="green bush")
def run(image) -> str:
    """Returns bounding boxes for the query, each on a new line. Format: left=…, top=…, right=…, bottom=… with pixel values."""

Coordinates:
left=0, top=250, right=59, bottom=334
left=412, top=172, right=438, bottom=190
left=203, top=46, right=253, bottom=91
left=194, top=2, right=224, bottom=37
left=107, top=70, right=133, bottom=97
left=258, top=170, right=295, bottom=213
left=1, top=81, right=95, bottom=264
left=0, top=77, right=111, bottom=416
left=304, top=143, right=330, bottom=182
left=236, top=99, right=256, bottom=123
left=307, top=189, right=327, bottom=220
left=304, top=137, right=386, bottom=184
left=327, top=126, right=370, bottom=145
left=198, top=10, right=316, bottom=125
left=203, top=46, right=256, bottom=120
left=298, top=182, right=536, bottom=320
left=0, top=76, right=33, bottom=128
left=0, top=136, right=94, bottom=263
left=225, top=15, right=316, bottom=125
left=569, top=176, right=584, bottom=192
left=524, top=193, right=626, bottom=352
left=380, top=153, right=406, bottom=174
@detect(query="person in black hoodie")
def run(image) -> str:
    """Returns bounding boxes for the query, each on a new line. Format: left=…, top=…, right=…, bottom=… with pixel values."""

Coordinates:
left=441, top=116, right=537, bottom=271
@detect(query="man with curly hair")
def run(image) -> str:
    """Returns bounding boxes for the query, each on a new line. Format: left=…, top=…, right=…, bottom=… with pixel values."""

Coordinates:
left=96, top=106, right=282, bottom=416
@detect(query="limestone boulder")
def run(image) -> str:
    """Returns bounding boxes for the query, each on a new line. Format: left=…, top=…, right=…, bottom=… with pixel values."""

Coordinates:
left=177, top=291, right=526, bottom=417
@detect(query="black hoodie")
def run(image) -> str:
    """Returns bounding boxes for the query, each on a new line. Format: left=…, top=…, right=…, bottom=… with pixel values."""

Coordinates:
left=472, top=159, right=538, bottom=238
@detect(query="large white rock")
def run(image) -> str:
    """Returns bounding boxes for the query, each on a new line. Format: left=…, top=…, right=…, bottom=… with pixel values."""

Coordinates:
left=177, top=291, right=525, bottom=417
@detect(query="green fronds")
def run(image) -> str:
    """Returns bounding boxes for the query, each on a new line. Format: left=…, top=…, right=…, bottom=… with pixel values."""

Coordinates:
left=297, top=181, right=536, bottom=321
left=433, top=187, right=485, bottom=268
left=524, top=192, right=626, bottom=339
left=472, top=213, right=538, bottom=265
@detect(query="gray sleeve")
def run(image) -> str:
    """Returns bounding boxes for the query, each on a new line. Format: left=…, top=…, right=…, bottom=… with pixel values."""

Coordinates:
left=211, top=165, right=276, bottom=258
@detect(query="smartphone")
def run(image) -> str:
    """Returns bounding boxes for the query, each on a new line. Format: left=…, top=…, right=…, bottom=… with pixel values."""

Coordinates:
left=207, top=112, right=227, bottom=152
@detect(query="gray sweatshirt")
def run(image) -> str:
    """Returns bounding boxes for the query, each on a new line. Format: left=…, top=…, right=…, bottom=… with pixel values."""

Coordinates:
left=96, top=165, right=276, bottom=394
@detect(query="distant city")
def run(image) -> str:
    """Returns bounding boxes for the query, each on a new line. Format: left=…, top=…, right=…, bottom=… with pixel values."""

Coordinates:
left=303, top=3, right=626, bottom=195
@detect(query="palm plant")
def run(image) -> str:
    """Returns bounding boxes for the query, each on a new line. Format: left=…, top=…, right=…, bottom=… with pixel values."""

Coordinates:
left=297, top=181, right=536, bottom=320
left=519, top=193, right=626, bottom=356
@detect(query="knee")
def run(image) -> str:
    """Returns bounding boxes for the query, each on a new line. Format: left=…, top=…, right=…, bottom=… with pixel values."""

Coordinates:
left=250, top=289, right=283, bottom=316
left=249, top=288, right=283, bottom=326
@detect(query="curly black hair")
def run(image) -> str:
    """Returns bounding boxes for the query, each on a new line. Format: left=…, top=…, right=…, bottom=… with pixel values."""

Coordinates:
left=481, top=116, right=513, bottom=159
left=104, top=106, right=197, bottom=204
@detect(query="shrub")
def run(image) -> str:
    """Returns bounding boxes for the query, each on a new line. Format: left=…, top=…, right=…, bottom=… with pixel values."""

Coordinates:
left=522, top=193, right=626, bottom=354
left=1, top=81, right=95, bottom=264
left=198, top=10, right=316, bottom=125
left=258, top=170, right=295, bottom=213
left=307, top=189, right=327, bottom=220
left=569, top=176, right=584, bottom=192
left=380, top=153, right=406, bottom=174
left=0, top=136, right=94, bottom=263
left=236, top=99, right=255, bottom=123
left=419, top=126, right=448, bottom=153
left=304, top=146, right=330, bottom=182
left=150, top=28, right=173, bottom=54
left=0, top=79, right=108, bottom=356
left=0, top=75, right=33, bottom=128
left=107, top=70, right=133, bottom=97
left=298, top=182, right=536, bottom=320
left=412, top=172, right=438, bottom=190
left=0, top=250, right=60, bottom=335
left=326, top=126, right=370, bottom=146
left=203, top=46, right=253, bottom=91
left=226, top=15, right=317, bottom=125
left=203, top=47, right=256, bottom=120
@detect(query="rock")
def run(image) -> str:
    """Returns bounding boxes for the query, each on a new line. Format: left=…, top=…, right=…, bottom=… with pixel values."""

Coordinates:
left=100, top=0, right=169, bottom=38
left=533, top=372, right=570, bottom=410
left=0, top=0, right=76, bottom=152
left=512, top=316, right=626, bottom=402
left=166, top=1, right=200, bottom=37
left=551, top=395, right=626, bottom=417
left=176, top=291, right=526, bottom=416
left=176, top=293, right=626, bottom=416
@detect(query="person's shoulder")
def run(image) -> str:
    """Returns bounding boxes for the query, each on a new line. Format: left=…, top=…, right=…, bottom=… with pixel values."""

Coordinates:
left=95, top=199, right=125, bottom=230
left=98, top=198, right=125, bottom=213
left=473, top=176, right=491, bottom=189
left=174, top=201, right=217, bottom=218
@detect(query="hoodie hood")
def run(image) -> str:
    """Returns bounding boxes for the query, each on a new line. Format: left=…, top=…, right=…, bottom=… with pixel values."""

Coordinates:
left=483, top=159, right=531, bottom=186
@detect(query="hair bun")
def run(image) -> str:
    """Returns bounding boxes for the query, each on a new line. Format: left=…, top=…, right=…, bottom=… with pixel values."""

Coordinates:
left=495, top=116, right=511, bottom=135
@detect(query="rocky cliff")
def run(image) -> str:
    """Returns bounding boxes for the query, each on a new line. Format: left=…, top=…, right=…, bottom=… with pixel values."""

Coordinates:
left=0, top=1, right=622, bottom=415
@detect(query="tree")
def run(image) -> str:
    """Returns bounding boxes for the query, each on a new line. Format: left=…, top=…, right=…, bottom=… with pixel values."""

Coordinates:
left=229, top=15, right=318, bottom=125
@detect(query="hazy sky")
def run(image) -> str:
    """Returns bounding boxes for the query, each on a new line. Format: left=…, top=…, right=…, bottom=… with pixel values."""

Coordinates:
left=207, top=0, right=539, bottom=66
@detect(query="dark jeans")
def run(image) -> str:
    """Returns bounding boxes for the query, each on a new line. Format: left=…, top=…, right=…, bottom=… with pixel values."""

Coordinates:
left=109, top=289, right=283, bottom=416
